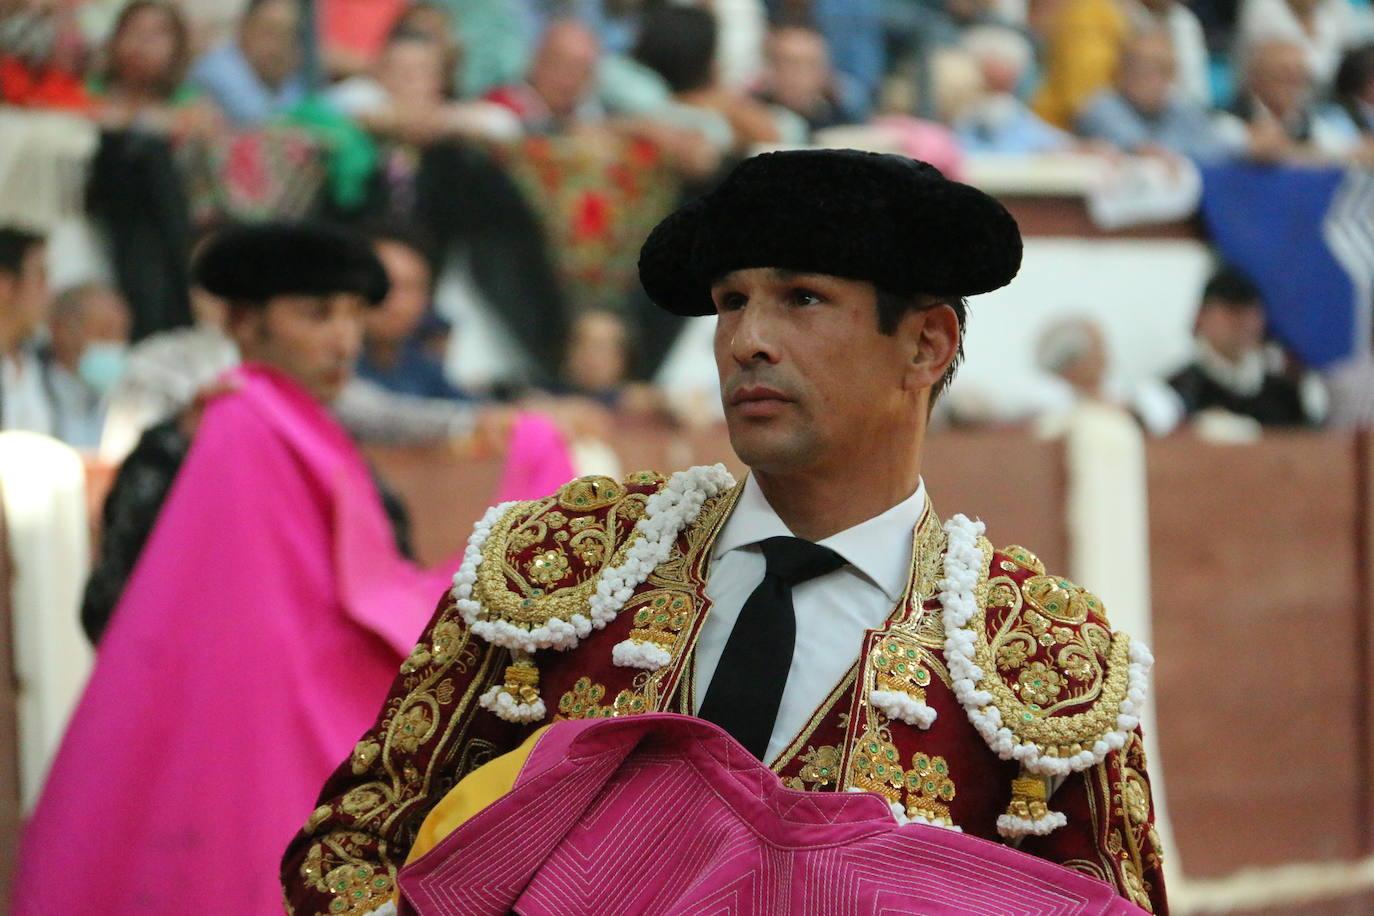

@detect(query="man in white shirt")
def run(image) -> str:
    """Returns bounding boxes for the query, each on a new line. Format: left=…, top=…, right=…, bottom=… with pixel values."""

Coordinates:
left=0, top=227, right=56, bottom=436
left=285, top=150, right=1166, bottom=916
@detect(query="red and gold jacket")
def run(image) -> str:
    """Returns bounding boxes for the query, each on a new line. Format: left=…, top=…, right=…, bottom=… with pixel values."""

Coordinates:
left=281, top=469, right=1167, bottom=915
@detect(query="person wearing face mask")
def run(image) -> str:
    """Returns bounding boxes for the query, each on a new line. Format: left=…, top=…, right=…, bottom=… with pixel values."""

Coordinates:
left=42, top=282, right=132, bottom=448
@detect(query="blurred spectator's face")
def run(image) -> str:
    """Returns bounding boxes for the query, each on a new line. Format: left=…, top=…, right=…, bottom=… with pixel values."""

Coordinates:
left=1060, top=326, right=1107, bottom=395
left=1118, top=33, right=1176, bottom=115
left=765, top=28, right=831, bottom=113
left=231, top=292, right=367, bottom=403
left=529, top=21, right=600, bottom=120
left=366, top=240, right=431, bottom=346
left=565, top=311, right=628, bottom=393
left=239, top=0, right=299, bottom=88
left=111, top=6, right=179, bottom=88
left=1197, top=300, right=1266, bottom=362
left=712, top=268, right=931, bottom=474
left=0, top=242, right=49, bottom=341
left=51, top=287, right=131, bottom=392
left=379, top=39, right=446, bottom=104
left=1247, top=41, right=1310, bottom=119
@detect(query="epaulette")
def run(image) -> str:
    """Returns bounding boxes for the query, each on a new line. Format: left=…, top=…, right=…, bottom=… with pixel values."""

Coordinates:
left=938, top=516, right=1153, bottom=839
left=449, top=465, right=736, bottom=723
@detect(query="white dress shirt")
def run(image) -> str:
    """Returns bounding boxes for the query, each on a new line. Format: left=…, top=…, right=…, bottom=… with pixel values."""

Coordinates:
left=1, top=349, right=55, bottom=436
left=695, top=474, right=929, bottom=764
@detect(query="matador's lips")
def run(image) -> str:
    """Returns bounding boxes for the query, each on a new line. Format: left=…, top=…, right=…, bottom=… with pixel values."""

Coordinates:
left=728, top=385, right=794, bottom=417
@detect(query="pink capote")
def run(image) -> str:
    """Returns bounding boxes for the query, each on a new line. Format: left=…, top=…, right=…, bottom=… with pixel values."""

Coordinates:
left=400, top=714, right=1149, bottom=916
left=12, top=364, right=573, bottom=916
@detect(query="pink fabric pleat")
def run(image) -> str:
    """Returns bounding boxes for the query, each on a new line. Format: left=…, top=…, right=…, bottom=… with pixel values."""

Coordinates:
left=400, top=714, right=1149, bottom=916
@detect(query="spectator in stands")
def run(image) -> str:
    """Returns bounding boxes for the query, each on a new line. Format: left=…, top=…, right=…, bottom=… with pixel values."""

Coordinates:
left=389, top=1, right=463, bottom=90
left=329, top=28, right=520, bottom=144
left=753, top=23, right=852, bottom=133
left=357, top=227, right=469, bottom=401
left=44, top=283, right=131, bottom=448
left=955, top=25, right=1074, bottom=153
left=485, top=19, right=605, bottom=134
left=1237, top=0, right=1374, bottom=88
left=1330, top=42, right=1374, bottom=136
left=1218, top=37, right=1364, bottom=161
left=89, top=0, right=221, bottom=137
left=1076, top=30, right=1235, bottom=161
left=0, top=0, right=90, bottom=109
left=1168, top=266, right=1326, bottom=427
left=189, top=0, right=307, bottom=126
left=0, top=227, right=56, bottom=435
left=631, top=5, right=796, bottom=152
left=558, top=309, right=631, bottom=406
left=1033, top=0, right=1211, bottom=128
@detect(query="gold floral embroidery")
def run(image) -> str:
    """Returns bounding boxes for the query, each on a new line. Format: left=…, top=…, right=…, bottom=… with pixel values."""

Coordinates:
left=340, top=785, right=386, bottom=817
left=1016, top=661, right=1064, bottom=706
left=905, top=753, right=956, bottom=826
left=872, top=636, right=933, bottom=698
left=850, top=727, right=904, bottom=802
left=430, top=620, right=465, bottom=666
left=349, top=740, right=381, bottom=776
left=795, top=745, right=842, bottom=790
left=557, top=676, right=609, bottom=719
left=389, top=703, right=435, bottom=753
left=399, top=644, right=431, bottom=674
left=996, top=640, right=1031, bottom=670
left=322, top=862, right=394, bottom=915
left=526, top=549, right=571, bottom=585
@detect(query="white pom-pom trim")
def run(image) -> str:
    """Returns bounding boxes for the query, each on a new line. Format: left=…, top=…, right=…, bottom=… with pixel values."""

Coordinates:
left=869, top=690, right=937, bottom=729
left=611, top=639, right=673, bottom=670
left=365, top=902, right=398, bottom=916
left=940, top=514, right=1155, bottom=778
left=450, top=465, right=736, bottom=656
left=996, top=811, right=1069, bottom=838
left=478, top=685, right=547, bottom=723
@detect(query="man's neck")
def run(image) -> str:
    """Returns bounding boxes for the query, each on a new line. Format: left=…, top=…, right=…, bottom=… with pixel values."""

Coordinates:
left=0, top=319, right=26, bottom=360
left=752, top=459, right=923, bottom=542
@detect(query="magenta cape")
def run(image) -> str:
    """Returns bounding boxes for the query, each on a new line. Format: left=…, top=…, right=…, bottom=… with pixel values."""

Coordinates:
left=400, top=714, right=1149, bottom=916
left=13, top=365, right=573, bottom=915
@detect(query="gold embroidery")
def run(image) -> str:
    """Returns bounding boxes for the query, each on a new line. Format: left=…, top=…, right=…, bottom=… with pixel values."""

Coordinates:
left=1000, top=545, right=1046, bottom=575
left=1004, top=772, right=1052, bottom=822
left=795, top=745, right=842, bottom=790
left=1021, top=575, right=1104, bottom=624
left=557, top=676, right=612, bottom=719
left=558, top=475, right=625, bottom=510
left=849, top=727, right=904, bottom=802
left=627, top=590, right=695, bottom=651
left=526, top=548, right=571, bottom=585
left=872, top=635, right=933, bottom=699
left=323, top=862, right=393, bottom=915
left=349, top=740, right=381, bottom=776
left=474, top=484, right=649, bottom=630
left=389, top=700, right=437, bottom=753
left=905, top=753, right=956, bottom=825
left=974, top=559, right=1134, bottom=755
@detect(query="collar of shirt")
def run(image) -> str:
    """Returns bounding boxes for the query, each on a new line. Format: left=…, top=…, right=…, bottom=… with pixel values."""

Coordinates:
left=711, top=474, right=928, bottom=604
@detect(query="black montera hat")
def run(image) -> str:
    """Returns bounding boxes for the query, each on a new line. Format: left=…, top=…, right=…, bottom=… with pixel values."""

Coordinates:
left=638, top=149, right=1022, bottom=316
left=194, top=221, right=390, bottom=306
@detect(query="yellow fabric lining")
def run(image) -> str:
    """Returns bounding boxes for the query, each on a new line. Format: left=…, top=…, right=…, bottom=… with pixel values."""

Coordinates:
left=404, top=725, right=552, bottom=866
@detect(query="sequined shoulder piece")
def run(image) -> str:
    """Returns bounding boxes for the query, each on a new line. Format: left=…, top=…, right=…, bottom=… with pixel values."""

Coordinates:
left=471, top=471, right=668, bottom=635
left=954, top=537, right=1152, bottom=778
left=939, top=519, right=1154, bottom=780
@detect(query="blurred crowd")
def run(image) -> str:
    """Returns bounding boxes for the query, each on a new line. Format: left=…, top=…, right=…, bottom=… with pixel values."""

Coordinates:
left=2, top=0, right=1374, bottom=458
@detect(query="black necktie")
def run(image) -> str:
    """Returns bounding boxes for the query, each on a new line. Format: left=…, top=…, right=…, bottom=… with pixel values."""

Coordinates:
left=699, top=536, right=848, bottom=759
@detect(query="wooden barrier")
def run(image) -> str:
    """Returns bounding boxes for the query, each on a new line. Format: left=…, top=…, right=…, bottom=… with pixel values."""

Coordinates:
left=1147, top=433, right=1370, bottom=878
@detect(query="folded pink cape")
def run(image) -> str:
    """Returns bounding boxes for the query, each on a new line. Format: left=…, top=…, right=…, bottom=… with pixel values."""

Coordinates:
left=399, top=714, right=1149, bottom=916
left=12, top=365, right=573, bottom=916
